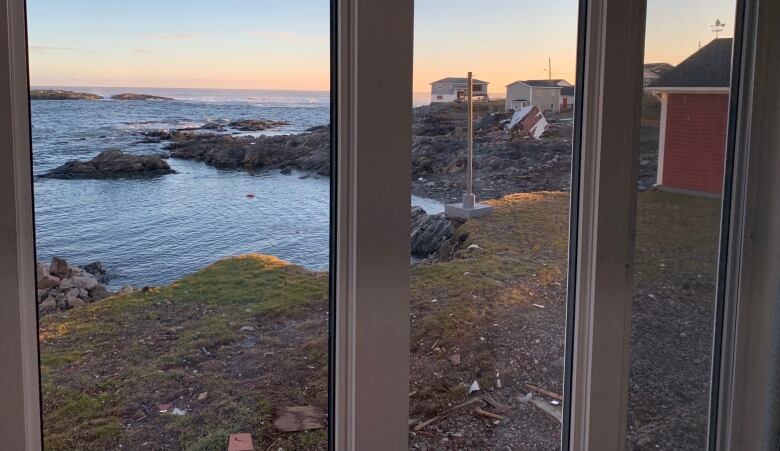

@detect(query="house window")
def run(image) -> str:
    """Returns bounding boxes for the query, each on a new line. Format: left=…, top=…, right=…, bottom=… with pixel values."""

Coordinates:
left=26, top=2, right=333, bottom=450
left=436, top=95, right=443, bottom=100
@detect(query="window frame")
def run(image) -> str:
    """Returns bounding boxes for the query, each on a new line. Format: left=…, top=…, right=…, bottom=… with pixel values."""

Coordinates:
left=1, top=0, right=778, bottom=449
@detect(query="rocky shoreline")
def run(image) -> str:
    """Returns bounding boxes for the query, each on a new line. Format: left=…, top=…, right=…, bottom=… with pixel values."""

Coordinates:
left=39, top=101, right=659, bottom=202
left=36, top=257, right=121, bottom=314
left=127, top=103, right=658, bottom=203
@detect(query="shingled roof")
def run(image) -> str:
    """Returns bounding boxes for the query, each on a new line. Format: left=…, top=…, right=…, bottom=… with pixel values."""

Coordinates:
left=651, top=38, right=733, bottom=88
left=431, top=77, right=489, bottom=85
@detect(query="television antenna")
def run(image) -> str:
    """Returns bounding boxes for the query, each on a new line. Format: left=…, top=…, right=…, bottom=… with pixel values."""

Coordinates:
left=711, top=19, right=725, bottom=39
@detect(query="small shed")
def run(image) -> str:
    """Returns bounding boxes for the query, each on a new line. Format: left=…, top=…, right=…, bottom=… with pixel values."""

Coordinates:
left=507, top=106, right=548, bottom=139
left=648, top=38, right=732, bottom=196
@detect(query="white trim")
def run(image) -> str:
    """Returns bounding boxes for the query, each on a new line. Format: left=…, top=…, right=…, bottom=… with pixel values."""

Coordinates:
left=568, top=0, right=646, bottom=449
left=334, top=0, right=413, bottom=449
left=0, top=0, right=42, bottom=449
left=716, top=0, right=780, bottom=448
left=656, top=92, right=668, bottom=187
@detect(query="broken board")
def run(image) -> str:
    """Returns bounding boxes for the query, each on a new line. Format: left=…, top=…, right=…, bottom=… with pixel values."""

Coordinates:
left=273, top=406, right=327, bottom=432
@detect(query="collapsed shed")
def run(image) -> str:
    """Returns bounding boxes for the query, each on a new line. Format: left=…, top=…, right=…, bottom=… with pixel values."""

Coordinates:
left=507, top=106, right=548, bottom=139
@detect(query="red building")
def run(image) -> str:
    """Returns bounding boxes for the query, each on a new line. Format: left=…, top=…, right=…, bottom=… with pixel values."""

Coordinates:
left=649, top=38, right=732, bottom=195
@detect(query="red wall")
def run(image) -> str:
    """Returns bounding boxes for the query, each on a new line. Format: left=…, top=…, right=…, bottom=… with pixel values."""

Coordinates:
left=662, top=93, right=728, bottom=194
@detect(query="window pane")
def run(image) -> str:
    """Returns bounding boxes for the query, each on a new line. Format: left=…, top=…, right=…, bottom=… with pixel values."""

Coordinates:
left=28, top=2, right=331, bottom=449
left=410, top=1, right=579, bottom=448
left=628, top=2, right=736, bottom=448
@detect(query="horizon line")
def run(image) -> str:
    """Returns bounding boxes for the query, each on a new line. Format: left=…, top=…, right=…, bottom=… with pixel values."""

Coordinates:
left=29, top=84, right=332, bottom=93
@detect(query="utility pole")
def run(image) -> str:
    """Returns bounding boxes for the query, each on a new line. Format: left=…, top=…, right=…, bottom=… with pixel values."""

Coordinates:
left=464, top=71, right=474, bottom=208
left=444, top=72, right=493, bottom=219
left=548, top=57, right=552, bottom=81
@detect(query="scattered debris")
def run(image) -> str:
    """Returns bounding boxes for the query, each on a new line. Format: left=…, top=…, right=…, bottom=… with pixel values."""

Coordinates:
left=532, top=303, right=546, bottom=309
left=482, top=393, right=511, bottom=414
left=413, top=397, right=484, bottom=431
left=158, top=403, right=172, bottom=413
left=273, top=406, right=327, bottom=432
left=516, top=393, right=533, bottom=404
left=240, top=326, right=255, bottom=331
left=246, top=193, right=256, bottom=198
left=496, top=372, right=502, bottom=388
left=449, top=354, right=461, bottom=366
left=228, top=433, right=254, bottom=451
left=467, top=244, right=481, bottom=250
left=170, top=408, right=186, bottom=416
left=524, top=383, right=563, bottom=401
left=469, top=380, right=481, bottom=394
left=197, top=392, right=208, bottom=401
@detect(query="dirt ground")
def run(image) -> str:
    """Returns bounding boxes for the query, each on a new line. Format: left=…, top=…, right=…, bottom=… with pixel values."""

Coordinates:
left=39, top=190, right=719, bottom=450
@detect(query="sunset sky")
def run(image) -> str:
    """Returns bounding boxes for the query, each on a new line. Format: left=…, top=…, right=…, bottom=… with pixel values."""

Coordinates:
left=28, top=0, right=736, bottom=93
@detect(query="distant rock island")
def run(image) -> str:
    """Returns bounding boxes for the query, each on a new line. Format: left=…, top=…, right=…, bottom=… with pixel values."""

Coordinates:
left=110, top=93, right=174, bottom=101
left=30, top=90, right=103, bottom=100
left=41, top=149, right=175, bottom=179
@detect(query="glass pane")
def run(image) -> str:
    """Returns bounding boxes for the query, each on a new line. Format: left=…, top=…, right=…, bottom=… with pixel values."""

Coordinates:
left=28, top=2, right=331, bottom=449
left=410, top=1, right=579, bottom=448
left=628, top=2, right=737, bottom=449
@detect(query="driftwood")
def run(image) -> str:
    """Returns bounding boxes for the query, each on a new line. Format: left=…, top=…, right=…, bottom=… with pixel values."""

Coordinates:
left=525, top=383, right=563, bottom=401
left=474, top=407, right=506, bottom=421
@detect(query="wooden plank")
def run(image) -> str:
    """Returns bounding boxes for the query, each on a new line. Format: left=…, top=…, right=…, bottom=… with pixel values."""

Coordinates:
left=529, top=398, right=563, bottom=425
left=524, top=383, right=564, bottom=401
left=273, top=406, right=327, bottom=432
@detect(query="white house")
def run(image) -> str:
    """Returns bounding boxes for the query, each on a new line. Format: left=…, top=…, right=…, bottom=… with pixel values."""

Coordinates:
left=430, top=77, right=489, bottom=103
left=643, top=62, right=674, bottom=87
left=505, top=79, right=564, bottom=113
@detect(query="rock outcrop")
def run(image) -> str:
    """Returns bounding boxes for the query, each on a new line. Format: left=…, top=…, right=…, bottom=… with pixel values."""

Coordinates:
left=200, top=118, right=290, bottom=132
left=110, top=93, right=174, bottom=101
left=41, top=149, right=175, bottom=179
left=411, top=207, right=455, bottom=257
left=160, top=126, right=330, bottom=175
left=30, top=90, right=103, bottom=100
left=36, top=257, right=115, bottom=314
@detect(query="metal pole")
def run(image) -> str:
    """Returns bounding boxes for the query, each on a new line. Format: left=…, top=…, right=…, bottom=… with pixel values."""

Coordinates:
left=464, top=71, right=475, bottom=208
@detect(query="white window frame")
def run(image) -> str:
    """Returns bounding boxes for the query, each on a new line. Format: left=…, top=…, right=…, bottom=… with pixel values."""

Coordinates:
left=1, top=0, right=778, bottom=449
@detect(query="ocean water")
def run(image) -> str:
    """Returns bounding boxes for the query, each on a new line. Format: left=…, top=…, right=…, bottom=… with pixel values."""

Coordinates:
left=32, top=87, right=442, bottom=288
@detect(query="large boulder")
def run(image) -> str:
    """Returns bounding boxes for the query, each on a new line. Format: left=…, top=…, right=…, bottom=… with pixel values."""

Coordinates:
left=41, top=149, right=175, bottom=179
left=60, top=275, right=99, bottom=291
left=83, top=261, right=109, bottom=284
left=411, top=207, right=455, bottom=257
left=49, top=256, right=71, bottom=279
left=37, top=274, right=61, bottom=290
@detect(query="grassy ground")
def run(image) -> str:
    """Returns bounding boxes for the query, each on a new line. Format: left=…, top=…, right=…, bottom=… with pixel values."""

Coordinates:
left=39, top=190, right=719, bottom=450
left=40, top=254, right=329, bottom=451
